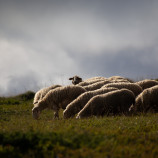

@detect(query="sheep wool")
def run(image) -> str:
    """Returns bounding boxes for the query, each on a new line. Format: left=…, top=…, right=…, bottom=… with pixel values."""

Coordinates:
left=76, top=89, right=135, bottom=118
left=84, top=76, right=106, bottom=82
left=136, top=79, right=158, bottom=90
left=63, top=87, right=118, bottom=118
left=108, top=76, right=133, bottom=83
left=78, top=79, right=106, bottom=87
left=32, top=85, right=87, bottom=119
left=129, top=85, right=158, bottom=113
left=102, top=82, right=142, bottom=97
left=83, top=80, right=111, bottom=91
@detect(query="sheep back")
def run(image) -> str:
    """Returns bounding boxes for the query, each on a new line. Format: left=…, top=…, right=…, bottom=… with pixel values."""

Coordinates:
left=108, top=76, right=133, bottom=83
left=102, top=82, right=142, bottom=97
left=84, top=80, right=111, bottom=91
left=84, top=76, right=106, bottom=82
left=33, top=85, right=62, bottom=104
left=136, top=79, right=158, bottom=90
left=78, top=79, right=106, bottom=87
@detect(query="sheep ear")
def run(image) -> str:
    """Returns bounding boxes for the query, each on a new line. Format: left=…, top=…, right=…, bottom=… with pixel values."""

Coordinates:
left=69, top=77, right=73, bottom=80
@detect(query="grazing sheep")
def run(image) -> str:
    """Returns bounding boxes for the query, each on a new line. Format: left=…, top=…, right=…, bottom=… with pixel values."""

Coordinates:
left=83, top=80, right=111, bottom=91
left=102, top=82, right=142, bottom=97
left=76, top=89, right=135, bottom=118
left=33, top=85, right=62, bottom=105
left=69, top=75, right=83, bottom=85
left=129, top=85, right=158, bottom=113
left=63, top=87, right=118, bottom=118
left=32, top=85, right=87, bottom=119
left=136, top=79, right=158, bottom=90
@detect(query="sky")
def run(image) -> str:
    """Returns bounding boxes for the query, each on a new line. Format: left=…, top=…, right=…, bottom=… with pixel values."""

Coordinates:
left=0, top=0, right=158, bottom=96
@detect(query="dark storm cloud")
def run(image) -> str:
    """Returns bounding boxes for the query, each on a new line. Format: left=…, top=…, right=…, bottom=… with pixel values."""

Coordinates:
left=76, top=49, right=158, bottom=80
left=0, top=0, right=158, bottom=96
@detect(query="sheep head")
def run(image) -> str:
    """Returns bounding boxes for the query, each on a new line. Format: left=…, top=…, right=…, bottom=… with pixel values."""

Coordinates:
left=32, top=106, right=40, bottom=119
left=69, top=75, right=82, bottom=85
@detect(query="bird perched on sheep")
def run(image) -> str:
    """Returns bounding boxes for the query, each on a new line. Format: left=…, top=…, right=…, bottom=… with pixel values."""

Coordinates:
left=102, top=82, right=142, bottom=97
left=136, top=79, right=158, bottom=90
left=83, top=80, right=111, bottom=91
left=63, top=87, right=118, bottom=119
left=32, top=85, right=87, bottom=119
left=33, top=85, right=62, bottom=105
left=69, top=75, right=83, bottom=85
left=129, top=85, right=158, bottom=113
left=76, top=89, right=135, bottom=118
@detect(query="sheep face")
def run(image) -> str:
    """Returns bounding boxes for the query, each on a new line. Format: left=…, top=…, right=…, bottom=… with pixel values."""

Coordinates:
left=129, top=100, right=143, bottom=113
left=32, top=106, right=40, bottom=119
left=69, top=76, right=82, bottom=85
left=129, top=104, right=135, bottom=113
left=63, top=110, right=72, bottom=119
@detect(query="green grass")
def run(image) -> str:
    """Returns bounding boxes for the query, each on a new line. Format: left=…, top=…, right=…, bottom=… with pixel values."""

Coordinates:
left=0, top=96, right=158, bottom=158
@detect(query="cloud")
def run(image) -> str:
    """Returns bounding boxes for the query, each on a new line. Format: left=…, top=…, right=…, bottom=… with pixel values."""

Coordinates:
left=0, top=0, right=158, bottom=96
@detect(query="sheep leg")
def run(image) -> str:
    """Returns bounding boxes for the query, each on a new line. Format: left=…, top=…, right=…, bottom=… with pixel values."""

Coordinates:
left=54, top=111, right=59, bottom=119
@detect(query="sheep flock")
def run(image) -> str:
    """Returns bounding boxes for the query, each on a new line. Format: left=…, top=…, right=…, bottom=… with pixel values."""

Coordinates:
left=32, top=75, right=158, bottom=119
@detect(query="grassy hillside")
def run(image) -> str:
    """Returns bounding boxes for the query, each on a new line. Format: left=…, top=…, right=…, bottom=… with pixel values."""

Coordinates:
left=0, top=93, right=158, bottom=158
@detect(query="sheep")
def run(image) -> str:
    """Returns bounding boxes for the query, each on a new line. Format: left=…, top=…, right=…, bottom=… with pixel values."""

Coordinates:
left=32, top=85, right=87, bottom=119
left=129, top=85, right=158, bottom=113
left=63, top=87, right=118, bottom=119
left=33, top=85, right=62, bottom=105
left=69, top=75, right=83, bottom=85
left=83, top=80, right=112, bottom=91
left=136, top=79, right=158, bottom=90
left=76, top=89, right=135, bottom=118
left=69, top=75, right=106, bottom=86
left=102, top=82, right=142, bottom=97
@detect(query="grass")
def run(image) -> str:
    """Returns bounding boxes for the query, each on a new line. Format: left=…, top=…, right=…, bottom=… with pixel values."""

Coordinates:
left=0, top=94, right=158, bottom=158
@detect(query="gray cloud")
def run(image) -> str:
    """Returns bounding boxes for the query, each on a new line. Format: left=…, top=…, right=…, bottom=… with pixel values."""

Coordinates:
left=0, top=0, right=158, bottom=96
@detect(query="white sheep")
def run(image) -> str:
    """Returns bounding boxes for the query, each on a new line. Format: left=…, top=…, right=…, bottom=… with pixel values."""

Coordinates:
left=33, top=85, right=62, bottom=105
left=136, top=79, right=158, bottom=90
left=32, top=85, right=87, bottom=119
left=63, top=87, right=118, bottom=119
left=129, top=85, right=158, bottom=113
left=102, top=82, right=142, bottom=97
left=76, top=89, right=135, bottom=118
